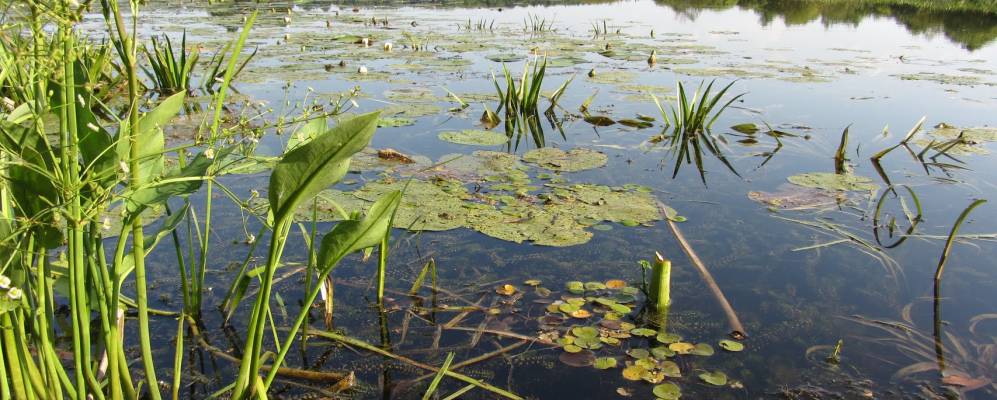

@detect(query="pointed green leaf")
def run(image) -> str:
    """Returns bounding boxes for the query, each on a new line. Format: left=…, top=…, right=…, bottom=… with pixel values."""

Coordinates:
left=269, top=111, right=380, bottom=221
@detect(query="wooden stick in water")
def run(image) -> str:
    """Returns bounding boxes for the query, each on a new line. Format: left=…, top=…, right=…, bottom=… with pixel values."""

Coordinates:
left=659, top=203, right=747, bottom=339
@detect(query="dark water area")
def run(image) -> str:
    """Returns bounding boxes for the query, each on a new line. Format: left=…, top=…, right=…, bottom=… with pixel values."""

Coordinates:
left=82, top=0, right=997, bottom=398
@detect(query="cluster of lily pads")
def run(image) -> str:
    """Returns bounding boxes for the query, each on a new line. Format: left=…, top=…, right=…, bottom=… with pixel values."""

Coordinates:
left=243, top=146, right=678, bottom=247
left=508, top=278, right=744, bottom=399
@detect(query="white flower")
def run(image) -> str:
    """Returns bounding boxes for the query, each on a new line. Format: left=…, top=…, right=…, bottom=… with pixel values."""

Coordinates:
left=204, top=148, right=215, bottom=160
left=102, top=217, right=111, bottom=231
left=361, top=37, right=370, bottom=47
left=383, top=42, right=393, bottom=51
left=7, top=287, right=22, bottom=300
left=119, top=161, right=130, bottom=174
left=0, top=275, right=10, bottom=289
left=357, top=65, right=368, bottom=74
left=87, top=122, right=100, bottom=132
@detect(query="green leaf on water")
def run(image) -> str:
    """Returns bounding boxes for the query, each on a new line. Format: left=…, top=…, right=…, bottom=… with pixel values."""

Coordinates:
left=731, top=123, right=760, bottom=134
left=593, top=357, right=617, bottom=369
left=699, top=370, right=728, bottom=386
left=377, top=117, right=416, bottom=128
left=719, top=339, right=744, bottom=352
left=631, top=328, right=656, bottom=337
left=786, top=172, right=878, bottom=192
left=691, top=343, right=715, bottom=356
left=572, top=326, right=599, bottom=339
left=438, top=129, right=509, bottom=146
left=652, top=382, right=681, bottom=399
left=523, top=147, right=608, bottom=172
left=626, top=348, right=650, bottom=359
left=655, top=332, right=682, bottom=344
left=566, top=281, right=585, bottom=293
left=563, top=344, right=582, bottom=353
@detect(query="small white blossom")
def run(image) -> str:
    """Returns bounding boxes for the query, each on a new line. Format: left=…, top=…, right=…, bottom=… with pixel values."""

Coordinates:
left=0, top=275, right=10, bottom=289
left=119, top=161, right=130, bottom=174
left=204, top=148, right=215, bottom=160
left=87, top=122, right=99, bottom=132
left=357, top=65, right=368, bottom=75
left=7, top=287, right=21, bottom=300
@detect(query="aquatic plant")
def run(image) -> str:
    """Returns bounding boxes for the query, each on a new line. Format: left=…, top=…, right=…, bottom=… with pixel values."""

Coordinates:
left=651, top=80, right=742, bottom=183
left=524, top=14, right=556, bottom=32
left=491, top=57, right=572, bottom=149
left=142, top=31, right=199, bottom=94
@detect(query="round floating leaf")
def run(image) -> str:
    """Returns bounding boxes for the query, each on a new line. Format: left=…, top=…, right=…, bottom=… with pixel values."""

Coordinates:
left=699, top=370, right=728, bottom=386
left=584, top=281, right=606, bottom=290
left=570, top=309, right=593, bottom=319
left=691, top=343, right=715, bottom=356
left=605, top=279, right=627, bottom=289
left=574, top=336, right=602, bottom=349
left=566, top=281, right=585, bottom=293
left=668, top=342, right=695, bottom=354
left=524, top=279, right=542, bottom=286
left=377, top=117, right=416, bottom=128
left=626, top=348, right=650, bottom=359
left=621, top=365, right=646, bottom=381
left=572, top=326, right=599, bottom=339
left=438, top=129, right=508, bottom=146
left=631, top=328, right=656, bottom=337
left=563, top=344, right=582, bottom=353
left=787, top=172, right=878, bottom=192
left=559, top=350, right=596, bottom=367
left=651, top=346, right=676, bottom=359
left=523, top=148, right=608, bottom=172
left=656, top=332, right=682, bottom=344
left=559, top=303, right=580, bottom=313
left=609, top=303, right=632, bottom=314
left=495, top=284, right=517, bottom=295
left=659, top=360, right=681, bottom=378
left=536, top=287, right=552, bottom=297
left=594, top=357, right=617, bottom=369
left=652, top=382, right=681, bottom=399
left=719, top=339, right=744, bottom=352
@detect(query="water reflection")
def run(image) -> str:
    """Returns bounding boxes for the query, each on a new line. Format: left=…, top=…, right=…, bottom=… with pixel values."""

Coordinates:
left=656, top=0, right=997, bottom=50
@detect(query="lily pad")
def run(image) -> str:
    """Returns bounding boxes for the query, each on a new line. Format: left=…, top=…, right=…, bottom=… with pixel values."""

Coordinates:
left=652, top=382, right=681, bottom=399
left=719, top=339, right=744, bottom=352
left=377, top=117, right=417, bottom=128
left=523, top=148, right=608, bottom=172
left=559, top=350, right=596, bottom=367
left=438, top=129, right=509, bottom=146
left=593, top=357, right=617, bottom=369
left=690, top=343, right=715, bottom=356
left=787, top=172, right=878, bottom=192
left=572, top=326, right=599, bottom=339
left=699, top=370, right=728, bottom=386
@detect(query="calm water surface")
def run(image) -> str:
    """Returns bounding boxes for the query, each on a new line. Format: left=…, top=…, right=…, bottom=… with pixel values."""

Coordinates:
left=85, top=1, right=997, bottom=398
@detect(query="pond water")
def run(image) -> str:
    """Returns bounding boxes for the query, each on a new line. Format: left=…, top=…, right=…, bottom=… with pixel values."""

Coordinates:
left=85, top=1, right=997, bottom=398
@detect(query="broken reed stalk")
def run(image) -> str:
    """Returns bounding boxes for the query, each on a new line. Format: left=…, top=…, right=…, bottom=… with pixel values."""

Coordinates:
left=305, top=328, right=524, bottom=400
left=185, top=317, right=351, bottom=383
left=401, top=340, right=528, bottom=389
left=662, top=213, right=747, bottom=339
left=649, top=252, right=671, bottom=313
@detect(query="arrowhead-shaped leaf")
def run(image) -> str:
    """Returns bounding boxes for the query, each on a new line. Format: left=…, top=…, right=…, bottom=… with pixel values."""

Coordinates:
left=268, top=111, right=380, bottom=221
left=117, top=91, right=185, bottom=184
left=318, top=190, right=401, bottom=272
